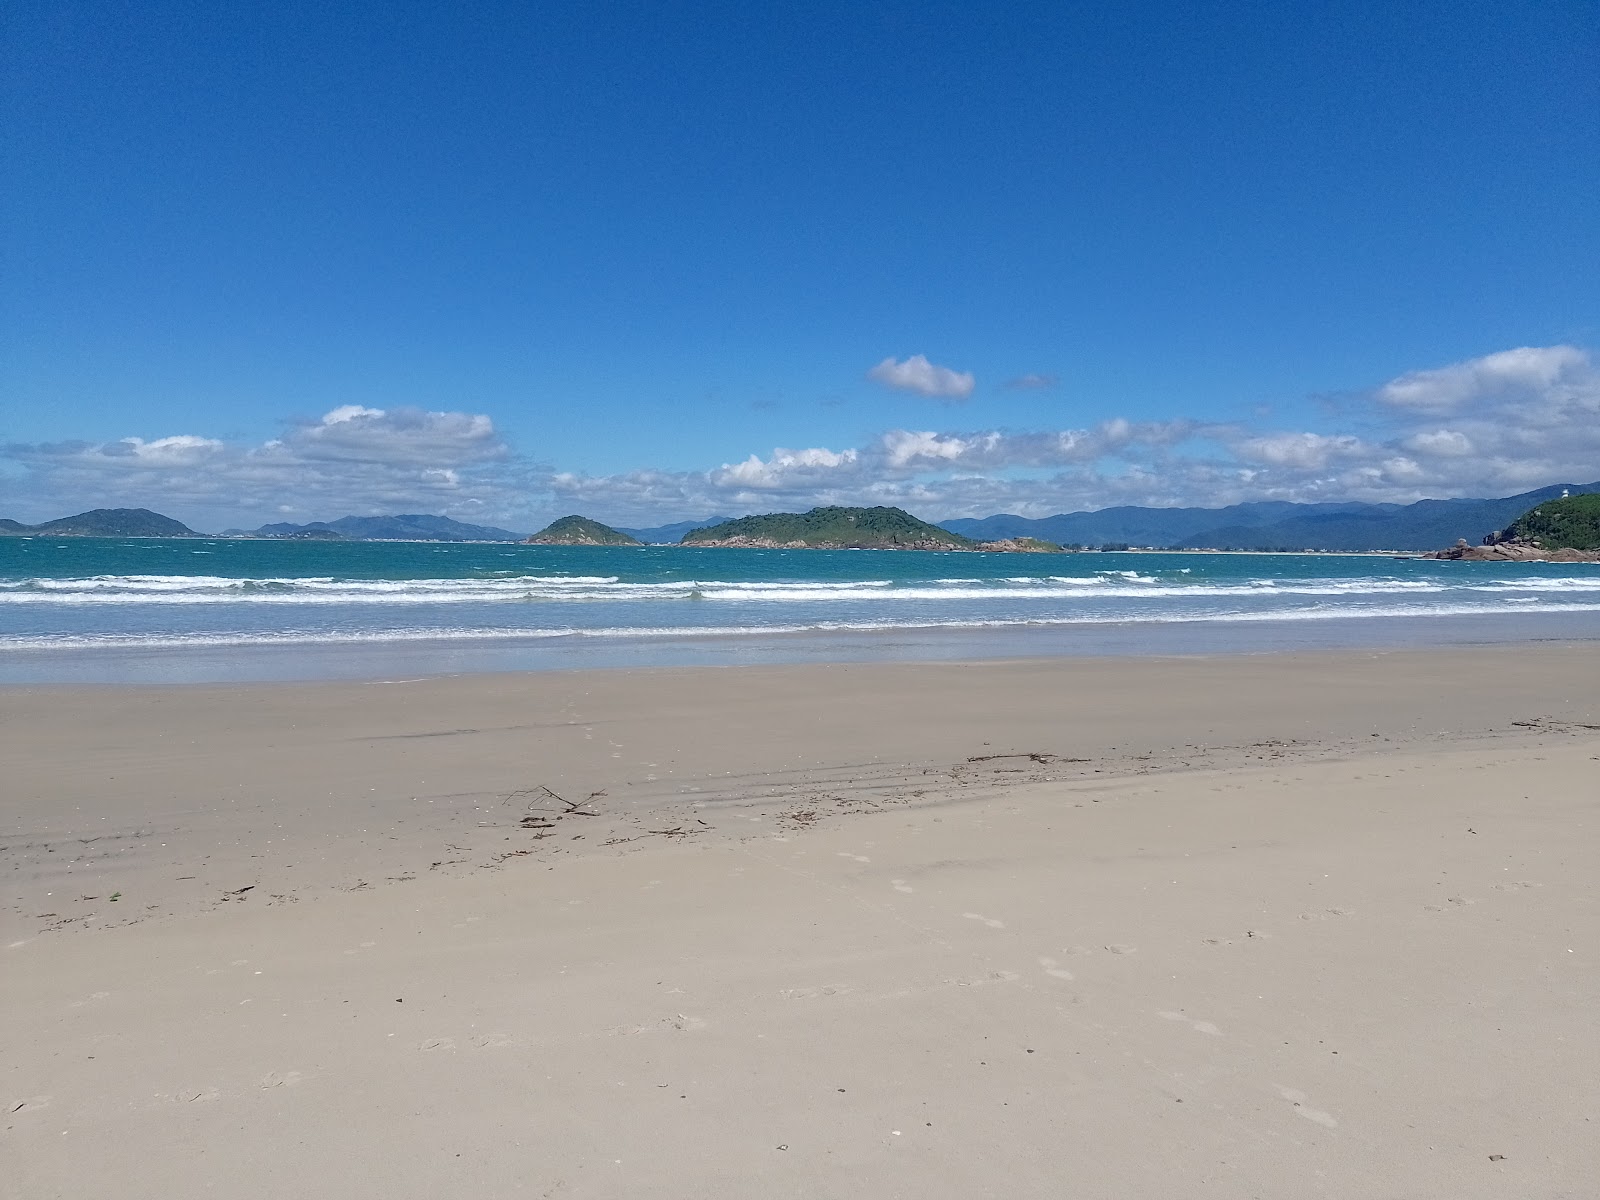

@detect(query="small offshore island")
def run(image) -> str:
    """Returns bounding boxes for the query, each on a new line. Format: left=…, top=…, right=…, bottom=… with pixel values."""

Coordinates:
left=525, top=515, right=642, bottom=546
left=679, top=506, right=1064, bottom=552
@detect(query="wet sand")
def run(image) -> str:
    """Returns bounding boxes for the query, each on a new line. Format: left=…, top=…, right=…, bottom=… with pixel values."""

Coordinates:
left=4, top=645, right=1599, bottom=1197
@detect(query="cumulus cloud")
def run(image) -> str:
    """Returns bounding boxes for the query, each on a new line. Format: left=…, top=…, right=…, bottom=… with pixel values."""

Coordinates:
left=1377, top=345, right=1588, bottom=414
left=542, top=346, right=1600, bottom=521
left=709, top=447, right=859, bottom=488
left=1, top=405, right=531, bottom=530
left=1233, top=432, right=1373, bottom=470
left=5, top=345, right=1596, bottom=530
left=867, top=354, right=976, bottom=401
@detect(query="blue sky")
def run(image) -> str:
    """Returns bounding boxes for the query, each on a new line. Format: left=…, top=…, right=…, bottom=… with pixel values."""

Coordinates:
left=3, top=0, right=1597, bottom=530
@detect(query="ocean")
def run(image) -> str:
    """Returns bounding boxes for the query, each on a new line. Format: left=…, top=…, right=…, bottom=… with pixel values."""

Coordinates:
left=3, top=536, right=1599, bottom=683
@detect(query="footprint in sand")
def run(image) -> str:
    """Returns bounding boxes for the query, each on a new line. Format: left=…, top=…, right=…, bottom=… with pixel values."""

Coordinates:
left=952, top=970, right=1021, bottom=988
left=7, top=1096, right=50, bottom=1114
left=259, top=1070, right=304, bottom=1088
left=891, top=879, right=914, bottom=893
left=963, top=913, right=1006, bottom=929
left=1038, top=956, right=1074, bottom=980
left=1159, top=1011, right=1222, bottom=1036
left=1277, top=1086, right=1338, bottom=1128
left=419, top=1037, right=456, bottom=1052
left=837, top=852, right=871, bottom=864
left=780, top=985, right=851, bottom=1000
left=1104, top=943, right=1138, bottom=955
left=469, top=1032, right=526, bottom=1049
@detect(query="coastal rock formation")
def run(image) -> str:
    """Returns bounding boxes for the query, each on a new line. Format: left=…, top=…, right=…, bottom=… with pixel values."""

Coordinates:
left=1429, top=494, right=1600, bottom=561
left=526, top=515, right=642, bottom=546
left=975, top=537, right=1067, bottom=553
left=1431, top=539, right=1600, bottom=563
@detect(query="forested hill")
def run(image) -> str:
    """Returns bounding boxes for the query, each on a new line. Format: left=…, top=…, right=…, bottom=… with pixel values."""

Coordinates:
left=684, top=507, right=975, bottom=550
left=0, top=508, right=198, bottom=537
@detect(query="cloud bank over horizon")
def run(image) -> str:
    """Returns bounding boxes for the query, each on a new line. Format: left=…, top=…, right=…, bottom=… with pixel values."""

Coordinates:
left=3, top=346, right=1596, bottom=532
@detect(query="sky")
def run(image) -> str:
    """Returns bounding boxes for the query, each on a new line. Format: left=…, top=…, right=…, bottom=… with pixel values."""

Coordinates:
left=2, top=0, right=1597, bottom=532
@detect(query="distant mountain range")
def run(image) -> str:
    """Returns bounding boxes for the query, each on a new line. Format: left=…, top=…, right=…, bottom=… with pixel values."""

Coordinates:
left=9, top=483, right=1598, bottom=550
left=223, top=514, right=523, bottom=542
left=615, top=517, right=738, bottom=544
left=0, top=508, right=199, bottom=537
left=940, top=482, right=1600, bottom=551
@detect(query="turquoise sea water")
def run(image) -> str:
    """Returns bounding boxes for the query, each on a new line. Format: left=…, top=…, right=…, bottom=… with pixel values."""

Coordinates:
left=2, top=537, right=1598, bottom=682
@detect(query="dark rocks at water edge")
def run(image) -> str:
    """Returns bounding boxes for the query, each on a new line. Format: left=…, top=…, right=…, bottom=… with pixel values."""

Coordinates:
left=0, top=508, right=199, bottom=537
left=525, top=516, right=642, bottom=546
left=973, top=537, right=1067, bottom=553
left=1431, top=540, right=1600, bottom=563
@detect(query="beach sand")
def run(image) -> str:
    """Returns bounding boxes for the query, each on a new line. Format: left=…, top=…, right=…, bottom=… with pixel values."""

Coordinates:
left=4, top=645, right=1598, bottom=1197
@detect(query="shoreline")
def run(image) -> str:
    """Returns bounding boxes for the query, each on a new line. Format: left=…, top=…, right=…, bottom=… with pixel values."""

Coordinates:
left=3, top=606, right=1598, bottom=686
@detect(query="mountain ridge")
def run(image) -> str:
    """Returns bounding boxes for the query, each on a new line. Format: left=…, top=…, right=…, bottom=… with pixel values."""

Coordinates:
left=0, top=508, right=199, bottom=537
left=225, top=514, right=523, bottom=541
left=939, top=483, right=1600, bottom=551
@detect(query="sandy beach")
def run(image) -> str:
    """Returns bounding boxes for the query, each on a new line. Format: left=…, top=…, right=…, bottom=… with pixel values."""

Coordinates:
left=4, top=645, right=1598, bottom=1197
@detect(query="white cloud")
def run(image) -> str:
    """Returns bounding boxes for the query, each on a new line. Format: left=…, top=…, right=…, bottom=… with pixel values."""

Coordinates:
left=709, top=447, right=859, bottom=488
left=5, top=344, right=1596, bottom=530
left=1402, top=429, right=1474, bottom=457
left=1234, top=432, right=1371, bottom=470
left=867, top=354, right=976, bottom=401
left=1, top=406, right=530, bottom=530
left=321, top=404, right=386, bottom=424
left=882, top=430, right=992, bottom=468
left=1378, top=345, right=1588, bottom=414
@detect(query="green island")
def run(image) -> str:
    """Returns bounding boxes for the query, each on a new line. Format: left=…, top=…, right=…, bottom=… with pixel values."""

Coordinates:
left=0, top=508, right=199, bottom=538
left=677, top=505, right=1061, bottom=551
left=525, top=515, right=642, bottom=546
left=683, top=506, right=974, bottom=549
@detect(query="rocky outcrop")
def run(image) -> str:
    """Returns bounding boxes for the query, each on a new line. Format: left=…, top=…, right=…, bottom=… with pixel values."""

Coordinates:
left=975, top=537, right=1067, bottom=553
left=1430, top=538, right=1600, bottom=563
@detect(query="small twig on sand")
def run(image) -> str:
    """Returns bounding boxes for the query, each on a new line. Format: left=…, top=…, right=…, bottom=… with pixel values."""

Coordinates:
left=538, top=785, right=599, bottom=816
left=966, top=752, right=1073, bottom=765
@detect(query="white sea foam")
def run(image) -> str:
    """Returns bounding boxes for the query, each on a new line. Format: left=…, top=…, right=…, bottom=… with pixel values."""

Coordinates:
left=5, top=571, right=1570, bottom=606
left=6, top=600, right=1600, bottom=653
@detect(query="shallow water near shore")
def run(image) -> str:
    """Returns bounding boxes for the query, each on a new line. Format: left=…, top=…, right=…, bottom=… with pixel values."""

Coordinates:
left=3, top=536, right=1599, bottom=682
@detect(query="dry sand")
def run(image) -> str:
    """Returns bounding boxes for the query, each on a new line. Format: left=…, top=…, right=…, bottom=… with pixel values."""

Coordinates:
left=3, top=645, right=1598, bottom=1197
